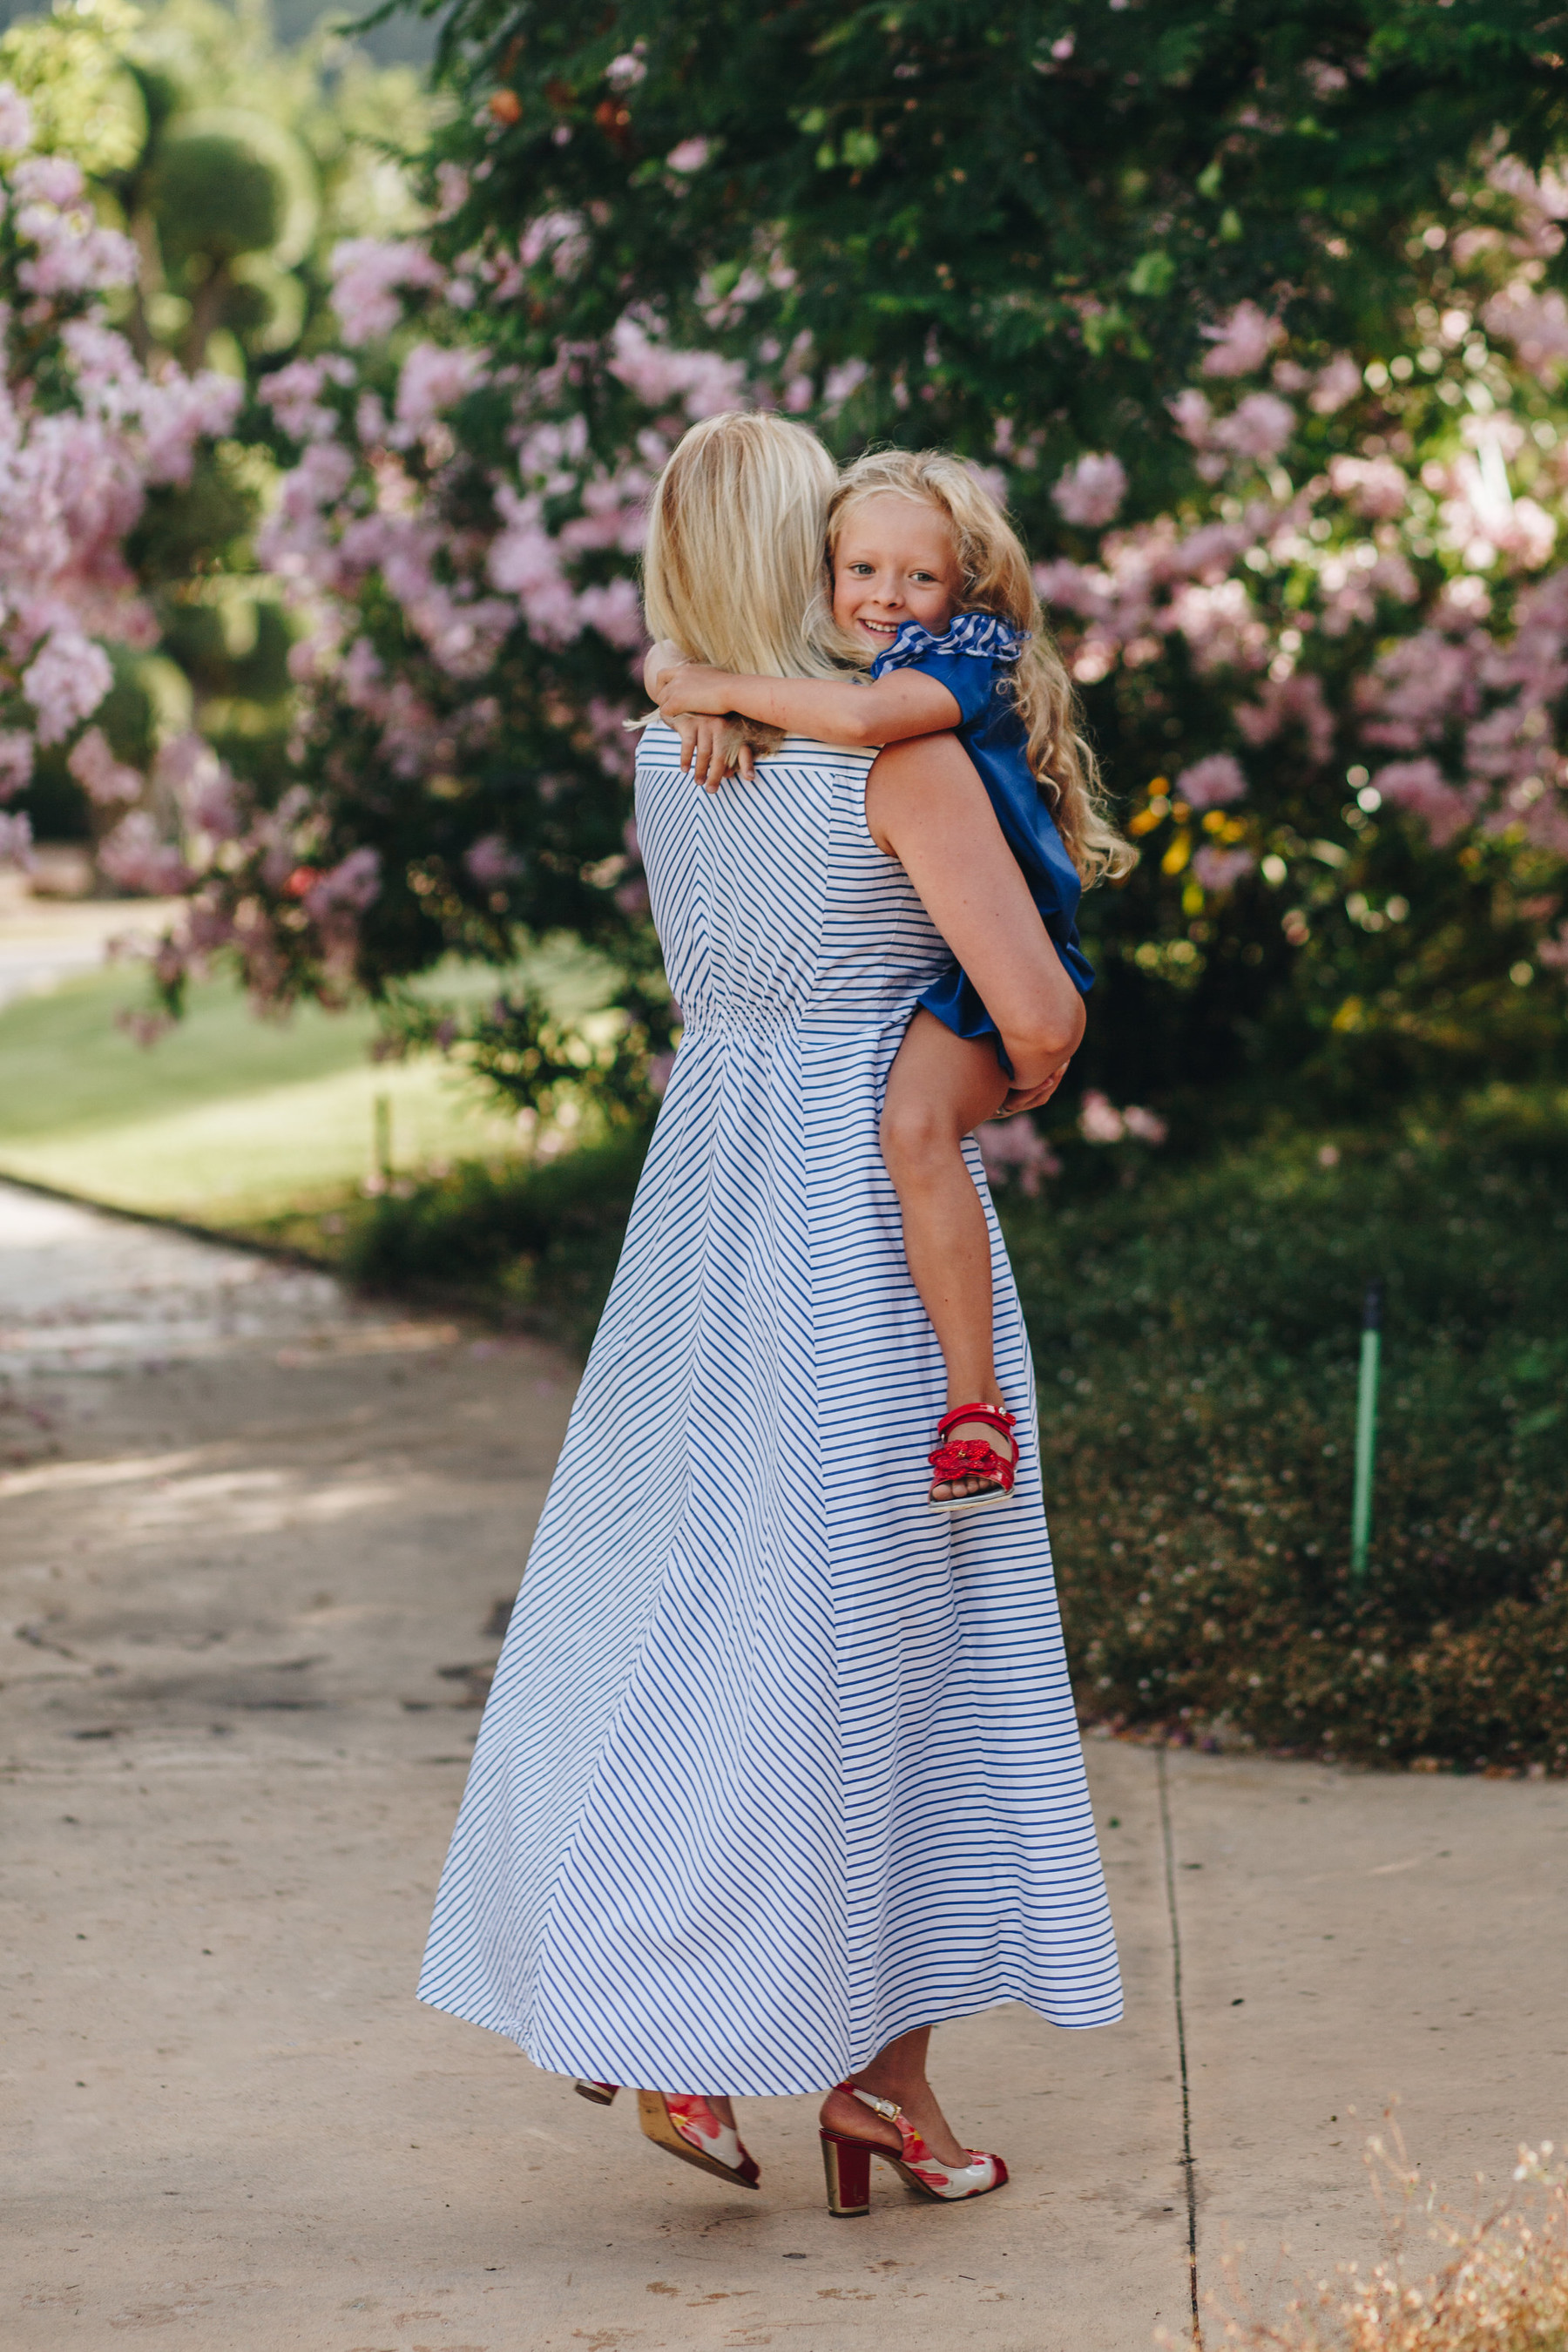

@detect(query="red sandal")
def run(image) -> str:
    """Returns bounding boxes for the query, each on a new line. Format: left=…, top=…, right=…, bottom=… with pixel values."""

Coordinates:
left=927, top=1402, right=1017, bottom=1516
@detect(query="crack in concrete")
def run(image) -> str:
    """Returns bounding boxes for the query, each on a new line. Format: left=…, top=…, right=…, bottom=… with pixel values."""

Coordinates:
left=1158, top=1744, right=1202, bottom=2349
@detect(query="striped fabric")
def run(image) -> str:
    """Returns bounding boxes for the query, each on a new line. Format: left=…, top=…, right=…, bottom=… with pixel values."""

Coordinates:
left=417, top=727, right=1122, bottom=2095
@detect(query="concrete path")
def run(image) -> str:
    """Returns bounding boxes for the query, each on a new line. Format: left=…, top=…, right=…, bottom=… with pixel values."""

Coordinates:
left=4, top=1179, right=1566, bottom=2351
left=0, top=873, right=182, bottom=1010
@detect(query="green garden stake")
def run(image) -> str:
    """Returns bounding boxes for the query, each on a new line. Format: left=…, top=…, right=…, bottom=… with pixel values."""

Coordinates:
left=1350, top=1282, right=1382, bottom=1585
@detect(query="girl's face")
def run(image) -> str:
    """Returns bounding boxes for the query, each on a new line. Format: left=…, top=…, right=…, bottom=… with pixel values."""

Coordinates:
left=831, top=491, right=963, bottom=655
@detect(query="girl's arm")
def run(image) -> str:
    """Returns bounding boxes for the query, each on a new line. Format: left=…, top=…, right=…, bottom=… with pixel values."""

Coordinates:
left=867, top=734, right=1085, bottom=1094
left=655, top=659, right=960, bottom=750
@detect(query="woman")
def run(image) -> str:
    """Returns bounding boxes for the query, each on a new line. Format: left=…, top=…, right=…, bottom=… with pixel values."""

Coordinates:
left=418, top=412, right=1122, bottom=2218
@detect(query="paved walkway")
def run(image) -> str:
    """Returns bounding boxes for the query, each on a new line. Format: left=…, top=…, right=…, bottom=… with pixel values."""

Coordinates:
left=0, top=873, right=181, bottom=1010
left=4, top=1179, right=1565, bottom=2350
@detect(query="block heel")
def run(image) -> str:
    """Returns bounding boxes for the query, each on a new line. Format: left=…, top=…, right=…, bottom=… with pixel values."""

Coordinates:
left=821, top=2130, right=873, bottom=2217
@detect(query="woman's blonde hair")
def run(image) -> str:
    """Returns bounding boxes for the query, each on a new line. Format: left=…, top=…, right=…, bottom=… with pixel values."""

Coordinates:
left=643, top=411, right=843, bottom=679
left=828, top=448, right=1133, bottom=886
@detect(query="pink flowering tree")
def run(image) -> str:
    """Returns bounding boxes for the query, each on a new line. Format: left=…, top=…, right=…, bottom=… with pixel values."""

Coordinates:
left=0, top=84, right=244, bottom=886
left=126, top=220, right=748, bottom=1102
left=118, top=0, right=1568, bottom=1131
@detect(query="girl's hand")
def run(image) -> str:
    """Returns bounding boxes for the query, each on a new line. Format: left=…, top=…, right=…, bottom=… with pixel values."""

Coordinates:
left=998, top=1060, right=1071, bottom=1118
left=672, top=713, right=757, bottom=789
left=644, top=639, right=687, bottom=700
left=657, top=661, right=736, bottom=719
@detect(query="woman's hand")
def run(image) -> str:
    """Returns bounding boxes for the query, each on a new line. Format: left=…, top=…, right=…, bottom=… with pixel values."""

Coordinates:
left=998, top=1061, right=1070, bottom=1118
left=657, top=661, right=737, bottom=719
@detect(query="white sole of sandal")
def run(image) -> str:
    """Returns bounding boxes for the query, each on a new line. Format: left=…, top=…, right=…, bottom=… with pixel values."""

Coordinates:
left=928, top=1484, right=1012, bottom=1516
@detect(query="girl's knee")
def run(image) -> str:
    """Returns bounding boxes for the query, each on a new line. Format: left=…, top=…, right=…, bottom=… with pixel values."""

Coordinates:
left=881, top=1092, right=958, bottom=1178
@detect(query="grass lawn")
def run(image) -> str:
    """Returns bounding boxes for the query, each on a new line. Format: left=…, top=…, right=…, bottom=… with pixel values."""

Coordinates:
left=0, top=956, right=595, bottom=1229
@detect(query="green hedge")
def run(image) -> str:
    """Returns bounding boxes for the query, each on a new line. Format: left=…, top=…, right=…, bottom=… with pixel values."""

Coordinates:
left=326, top=1098, right=1568, bottom=1773
left=1009, top=1105, right=1568, bottom=1773
left=335, top=1125, right=652, bottom=1355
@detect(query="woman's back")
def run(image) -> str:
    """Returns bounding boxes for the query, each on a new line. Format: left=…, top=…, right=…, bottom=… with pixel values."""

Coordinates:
left=636, top=721, right=949, bottom=1031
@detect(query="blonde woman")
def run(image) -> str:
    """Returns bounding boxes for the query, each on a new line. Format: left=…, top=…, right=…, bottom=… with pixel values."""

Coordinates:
left=418, top=413, right=1122, bottom=2219
left=653, top=449, right=1133, bottom=1517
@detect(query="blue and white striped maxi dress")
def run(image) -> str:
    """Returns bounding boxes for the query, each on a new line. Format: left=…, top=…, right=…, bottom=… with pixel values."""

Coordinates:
left=418, top=725, right=1122, bottom=2095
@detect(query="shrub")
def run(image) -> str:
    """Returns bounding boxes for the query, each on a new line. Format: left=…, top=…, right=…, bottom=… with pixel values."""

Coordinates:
left=336, top=1124, right=651, bottom=1352
left=1005, top=1105, right=1568, bottom=1771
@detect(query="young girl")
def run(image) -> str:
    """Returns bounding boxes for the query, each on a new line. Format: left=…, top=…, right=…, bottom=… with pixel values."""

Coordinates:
left=651, top=448, right=1131, bottom=1513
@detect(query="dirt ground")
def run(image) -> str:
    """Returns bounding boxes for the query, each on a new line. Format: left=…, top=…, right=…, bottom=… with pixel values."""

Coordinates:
left=5, top=1177, right=1567, bottom=2352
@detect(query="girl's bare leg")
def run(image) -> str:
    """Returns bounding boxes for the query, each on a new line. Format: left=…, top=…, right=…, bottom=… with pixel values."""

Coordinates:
left=880, top=1010, right=1010, bottom=1501
left=819, top=2027, right=970, bottom=2166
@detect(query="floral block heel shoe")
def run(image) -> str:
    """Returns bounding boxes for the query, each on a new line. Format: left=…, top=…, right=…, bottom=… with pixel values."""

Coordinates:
left=820, top=2084, right=1008, bottom=2217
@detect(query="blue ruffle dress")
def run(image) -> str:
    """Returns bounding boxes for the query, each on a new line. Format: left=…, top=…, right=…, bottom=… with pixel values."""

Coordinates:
left=870, top=613, right=1093, bottom=1051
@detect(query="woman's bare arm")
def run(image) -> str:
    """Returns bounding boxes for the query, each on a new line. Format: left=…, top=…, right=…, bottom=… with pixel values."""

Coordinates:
left=867, top=733, right=1085, bottom=1094
left=656, top=660, right=959, bottom=751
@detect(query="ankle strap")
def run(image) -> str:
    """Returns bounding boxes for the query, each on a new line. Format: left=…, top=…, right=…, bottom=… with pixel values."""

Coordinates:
left=848, top=2084, right=899, bottom=2120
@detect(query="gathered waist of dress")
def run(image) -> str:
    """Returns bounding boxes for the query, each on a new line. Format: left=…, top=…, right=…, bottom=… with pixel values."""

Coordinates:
left=677, top=990, right=927, bottom=1043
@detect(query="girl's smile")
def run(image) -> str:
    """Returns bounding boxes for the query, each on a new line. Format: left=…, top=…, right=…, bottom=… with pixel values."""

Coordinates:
left=832, top=490, right=965, bottom=652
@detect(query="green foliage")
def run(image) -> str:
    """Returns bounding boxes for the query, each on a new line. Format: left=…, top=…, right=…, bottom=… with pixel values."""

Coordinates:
left=0, top=0, right=147, bottom=172
left=338, top=1126, right=652, bottom=1347
left=1005, top=1103, right=1568, bottom=1770
left=378, top=969, right=677, bottom=1129
left=425, top=0, right=1567, bottom=488
left=149, top=128, right=286, bottom=262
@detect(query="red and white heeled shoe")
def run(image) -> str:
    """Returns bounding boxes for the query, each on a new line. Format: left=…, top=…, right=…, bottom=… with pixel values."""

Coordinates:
left=637, top=2091, right=760, bottom=2189
left=572, top=2079, right=760, bottom=2190
left=820, top=2083, right=1008, bottom=2218
left=927, top=1402, right=1018, bottom=1516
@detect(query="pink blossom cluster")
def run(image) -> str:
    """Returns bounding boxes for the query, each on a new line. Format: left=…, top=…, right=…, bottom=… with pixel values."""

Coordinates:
left=1078, top=1092, right=1168, bottom=1146
left=975, top=1117, right=1063, bottom=1193
left=1024, top=240, right=1568, bottom=923
left=0, top=91, right=247, bottom=810
left=1052, top=451, right=1127, bottom=527
left=11, top=150, right=138, bottom=300
left=329, top=237, right=449, bottom=346
left=98, top=811, right=193, bottom=896
left=252, top=227, right=756, bottom=811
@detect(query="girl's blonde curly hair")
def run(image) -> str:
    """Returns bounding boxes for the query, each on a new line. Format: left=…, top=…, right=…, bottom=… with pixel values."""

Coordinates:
left=827, top=449, right=1133, bottom=887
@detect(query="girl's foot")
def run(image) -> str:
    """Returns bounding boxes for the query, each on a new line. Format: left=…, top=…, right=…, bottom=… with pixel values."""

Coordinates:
left=928, top=1402, right=1017, bottom=1511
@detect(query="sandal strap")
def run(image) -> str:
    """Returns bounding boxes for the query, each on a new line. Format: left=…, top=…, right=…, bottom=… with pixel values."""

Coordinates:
left=841, top=2082, right=900, bottom=2121
left=928, top=1437, right=1015, bottom=1489
left=934, top=1402, right=1017, bottom=1455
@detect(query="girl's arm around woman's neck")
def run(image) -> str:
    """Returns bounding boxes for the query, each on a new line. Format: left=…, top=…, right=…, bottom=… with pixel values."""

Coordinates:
left=655, top=661, right=960, bottom=751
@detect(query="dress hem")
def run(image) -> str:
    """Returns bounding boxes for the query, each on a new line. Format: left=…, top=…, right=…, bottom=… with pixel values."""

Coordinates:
left=415, top=1986, right=1125, bottom=2100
